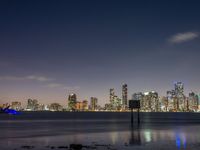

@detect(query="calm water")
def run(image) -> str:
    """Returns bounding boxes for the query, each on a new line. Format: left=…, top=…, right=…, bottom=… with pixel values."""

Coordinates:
left=0, top=112, right=200, bottom=150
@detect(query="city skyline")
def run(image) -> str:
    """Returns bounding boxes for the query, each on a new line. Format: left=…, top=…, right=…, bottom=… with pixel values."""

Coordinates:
left=1, top=1, right=200, bottom=105
left=1, top=82, right=200, bottom=110
left=1, top=81, right=199, bottom=112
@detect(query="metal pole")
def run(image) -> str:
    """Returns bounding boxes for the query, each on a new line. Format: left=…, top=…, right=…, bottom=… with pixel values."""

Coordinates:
left=131, top=108, right=133, bottom=126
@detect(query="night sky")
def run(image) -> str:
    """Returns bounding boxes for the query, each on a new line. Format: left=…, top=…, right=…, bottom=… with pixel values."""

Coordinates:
left=0, top=0, right=200, bottom=106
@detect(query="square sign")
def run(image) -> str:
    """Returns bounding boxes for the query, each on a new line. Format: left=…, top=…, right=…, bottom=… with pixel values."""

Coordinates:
left=129, top=100, right=140, bottom=109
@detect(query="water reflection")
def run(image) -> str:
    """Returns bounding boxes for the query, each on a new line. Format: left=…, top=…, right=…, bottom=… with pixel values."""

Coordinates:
left=126, top=125, right=190, bottom=149
left=144, top=130, right=152, bottom=142
left=129, top=126, right=141, bottom=146
left=175, top=133, right=187, bottom=149
left=2, top=119, right=200, bottom=150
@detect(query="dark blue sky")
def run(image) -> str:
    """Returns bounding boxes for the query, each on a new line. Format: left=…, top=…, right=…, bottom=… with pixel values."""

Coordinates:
left=0, top=0, right=200, bottom=105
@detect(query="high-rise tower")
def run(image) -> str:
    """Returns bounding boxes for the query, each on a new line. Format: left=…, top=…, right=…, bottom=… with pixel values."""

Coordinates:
left=174, top=82, right=185, bottom=111
left=110, top=88, right=115, bottom=104
left=122, top=84, right=128, bottom=108
left=68, top=93, right=77, bottom=110
left=90, top=97, right=98, bottom=111
left=174, top=82, right=184, bottom=97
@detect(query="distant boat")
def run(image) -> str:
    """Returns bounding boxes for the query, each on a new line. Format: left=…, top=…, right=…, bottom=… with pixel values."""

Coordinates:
left=0, top=106, right=20, bottom=115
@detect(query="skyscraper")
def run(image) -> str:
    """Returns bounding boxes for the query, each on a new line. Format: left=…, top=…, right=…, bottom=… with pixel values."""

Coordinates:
left=188, top=92, right=199, bottom=112
left=132, top=92, right=143, bottom=110
left=26, top=99, right=39, bottom=111
left=122, top=84, right=128, bottom=108
left=110, top=88, right=115, bottom=104
left=142, top=91, right=159, bottom=112
left=68, top=93, right=77, bottom=111
left=166, top=90, right=176, bottom=111
left=174, top=82, right=185, bottom=111
left=174, top=82, right=184, bottom=97
left=90, top=97, right=98, bottom=111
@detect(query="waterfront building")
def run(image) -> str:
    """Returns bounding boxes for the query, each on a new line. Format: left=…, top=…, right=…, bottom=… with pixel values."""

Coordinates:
left=122, top=84, right=128, bottom=109
left=132, top=92, right=144, bottom=110
left=188, top=92, right=199, bottom=112
left=160, top=96, right=168, bottom=112
left=75, top=100, right=88, bottom=111
left=49, top=103, right=63, bottom=111
left=104, top=103, right=112, bottom=111
left=36, top=103, right=45, bottom=111
left=68, top=93, right=77, bottom=111
left=167, top=90, right=175, bottom=111
left=82, top=100, right=88, bottom=110
left=142, top=91, right=159, bottom=112
left=1, top=103, right=10, bottom=109
left=112, top=96, right=122, bottom=110
left=76, top=101, right=82, bottom=110
left=11, top=101, right=22, bottom=111
left=174, top=82, right=185, bottom=111
left=110, top=88, right=115, bottom=104
left=132, top=92, right=143, bottom=100
left=175, top=82, right=184, bottom=97
left=26, top=99, right=39, bottom=111
left=166, top=82, right=186, bottom=112
left=90, top=97, right=98, bottom=111
left=150, top=91, right=160, bottom=112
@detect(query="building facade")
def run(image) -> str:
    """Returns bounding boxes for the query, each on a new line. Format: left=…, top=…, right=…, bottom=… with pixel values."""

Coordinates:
left=122, top=84, right=128, bottom=108
left=68, top=93, right=77, bottom=111
left=90, top=97, right=98, bottom=111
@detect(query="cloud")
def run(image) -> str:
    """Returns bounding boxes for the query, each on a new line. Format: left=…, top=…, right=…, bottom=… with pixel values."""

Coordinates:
left=0, top=75, right=79, bottom=91
left=168, top=32, right=199, bottom=44
left=26, top=75, right=53, bottom=82
left=46, top=83, right=63, bottom=88
left=46, top=84, right=80, bottom=90
left=0, top=75, right=53, bottom=82
left=63, top=86, right=80, bottom=91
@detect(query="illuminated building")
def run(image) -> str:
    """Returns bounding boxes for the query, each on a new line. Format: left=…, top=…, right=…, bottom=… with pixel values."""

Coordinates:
left=142, top=91, right=159, bottom=112
left=188, top=92, right=199, bottom=112
left=90, top=97, right=98, bottom=111
left=132, top=92, right=143, bottom=100
left=132, top=92, right=144, bottom=110
left=104, top=103, right=112, bottom=110
left=161, top=96, right=168, bottom=112
left=68, top=93, right=77, bottom=111
left=166, top=90, right=176, bottom=111
left=75, top=101, right=82, bottom=110
left=1, top=103, right=10, bottom=109
left=49, top=103, right=63, bottom=111
left=175, top=82, right=184, bottom=97
left=82, top=100, right=88, bottom=110
left=174, top=82, right=185, bottom=111
left=26, top=99, right=39, bottom=111
left=112, top=96, right=122, bottom=110
left=166, top=82, right=186, bottom=112
left=11, top=101, right=22, bottom=111
left=122, top=84, right=128, bottom=108
left=36, top=104, right=45, bottom=111
left=75, top=100, right=88, bottom=111
left=110, top=88, right=115, bottom=104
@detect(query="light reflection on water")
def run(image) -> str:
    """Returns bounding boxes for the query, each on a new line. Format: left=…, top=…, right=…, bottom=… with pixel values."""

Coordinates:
left=0, top=122, right=200, bottom=149
left=175, top=133, right=187, bottom=150
left=106, top=125, right=200, bottom=149
left=144, top=130, right=151, bottom=142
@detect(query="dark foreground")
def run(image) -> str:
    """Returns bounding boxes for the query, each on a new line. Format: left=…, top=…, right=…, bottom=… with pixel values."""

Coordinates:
left=0, top=112, right=200, bottom=150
